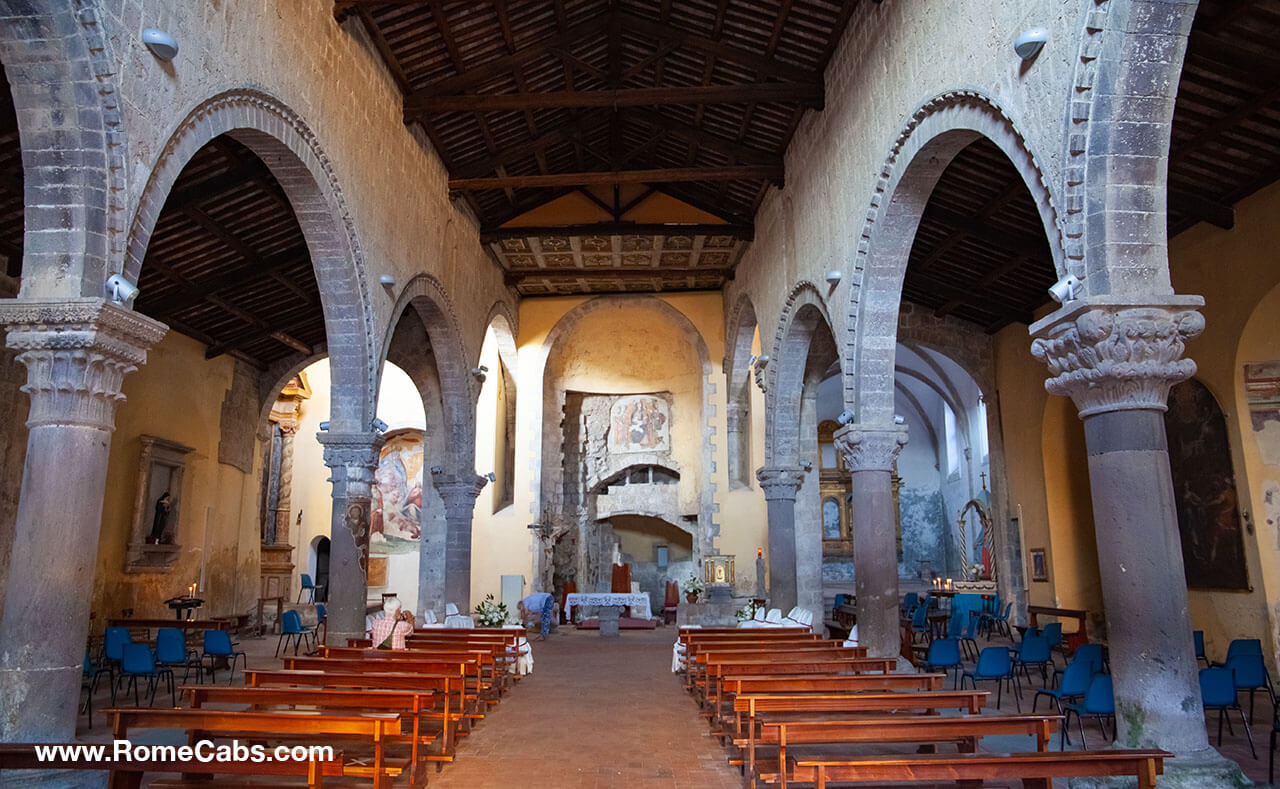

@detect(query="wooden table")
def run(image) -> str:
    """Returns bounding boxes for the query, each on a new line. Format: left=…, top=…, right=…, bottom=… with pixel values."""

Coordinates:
left=1027, top=605, right=1088, bottom=653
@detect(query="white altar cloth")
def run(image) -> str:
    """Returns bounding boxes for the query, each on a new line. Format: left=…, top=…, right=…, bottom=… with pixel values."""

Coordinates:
left=564, top=592, right=652, bottom=621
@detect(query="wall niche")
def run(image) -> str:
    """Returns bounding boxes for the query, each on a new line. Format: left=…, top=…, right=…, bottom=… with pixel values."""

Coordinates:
left=124, top=435, right=194, bottom=574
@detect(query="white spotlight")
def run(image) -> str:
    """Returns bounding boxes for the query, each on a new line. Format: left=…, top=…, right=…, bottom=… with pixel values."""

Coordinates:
left=371, top=418, right=389, bottom=433
left=893, top=414, right=906, bottom=426
left=836, top=410, right=855, bottom=426
left=379, top=274, right=396, bottom=287
left=142, top=29, right=179, bottom=61
left=1047, top=274, right=1084, bottom=304
left=105, top=274, right=139, bottom=305
left=825, top=270, right=842, bottom=286
left=1014, top=28, right=1048, bottom=60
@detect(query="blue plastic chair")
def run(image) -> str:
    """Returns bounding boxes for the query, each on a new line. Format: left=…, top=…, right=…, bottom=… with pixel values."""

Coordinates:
left=1226, top=652, right=1275, bottom=722
left=1215, top=638, right=1263, bottom=667
left=1034, top=657, right=1092, bottom=715
left=1055, top=642, right=1105, bottom=686
left=119, top=643, right=175, bottom=707
left=922, top=637, right=964, bottom=688
left=298, top=573, right=317, bottom=603
left=1201, top=666, right=1255, bottom=758
left=155, top=627, right=202, bottom=684
left=902, top=592, right=920, bottom=617
left=276, top=609, right=310, bottom=658
left=1014, top=634, right=1053, bottom=692
left=201, top=630, right=247, bottom=684
left=910, top=604, right=929, bottom=643
left=1040, top=622, right=1063, bottom=655
left=961, top=646, right=1019, bottom=711
left=947, top=607, right=980, bottom=662
left=981, top=601, right=1013, bottom=639
left=1062, top=674, right=1115, bottom=749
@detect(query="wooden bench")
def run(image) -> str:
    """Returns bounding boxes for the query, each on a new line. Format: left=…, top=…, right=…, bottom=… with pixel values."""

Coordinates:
left=106, top=707, right=401, bottom=788
left=690, top=646, right=867, bottom=693
left=748, top=714, right=1059, bottom=787
left=728, top=689, right=990, bottom=746
left=244, top=669, right=468, bottom=751
left=0, top=742, right=344, bottom=789
left=720, top=675, right=954, bottom=733
left=186, top=685, right=447, bottom=781
left=704, top=656, right=896, bottom=712
left=793, top=748, right=1171, bottom=789
left=319, top=646, right=512, bottom=694
left=282, top=655, right=492, bottom=710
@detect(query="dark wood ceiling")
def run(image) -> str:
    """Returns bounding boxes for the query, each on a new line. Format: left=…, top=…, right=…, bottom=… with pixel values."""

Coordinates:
left=905, top=0, right=1280, bottom=333
left=134, top=136, right=325, bottom=367
left=335, top=0, right=857, bottom=293
left=0, top=2, right=1275, bottom=353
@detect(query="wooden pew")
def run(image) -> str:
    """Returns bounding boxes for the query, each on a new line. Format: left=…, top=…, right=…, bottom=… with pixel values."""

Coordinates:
left=703, top=656, right=896, bottom=712
left=718, top=674, right=950, bottom=733
left=244, top=669, right=466, bottom=757
left=794, top=749, right=1171, bottom=789
left=106, top=707, right=401, bottom=789
left=282, top=655, right=492, bottom=710
left=689, top=645, right=866, bottom=695
left=749, top=714, right=1060, bottom=787
left=0, top=742, right=344, bottom=789
left=186, top=685, right=443, bottom=781
left=675, top=632, right=823, bottom=677
left=320, top=646, right=512, bottom=694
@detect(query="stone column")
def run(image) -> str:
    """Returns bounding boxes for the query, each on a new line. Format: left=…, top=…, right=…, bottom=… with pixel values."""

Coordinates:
left=725, top=403, right=748, bottom=484
left=273, top=422, right=298, bottom=546
left=834, top=423, right=908, bottom=663
left=437, top=473, right=487, bottom=612
left=1032, top=299, right=1246, bottom=786
left=0, top=298, right=166, bottom=743
left=318, top=431, right=383, bottom=647
left=756, top=467, right=804, bottom=613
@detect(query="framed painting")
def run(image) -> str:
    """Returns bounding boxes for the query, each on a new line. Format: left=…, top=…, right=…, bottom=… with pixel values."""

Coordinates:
left=1029, top=548, right=1048, bottom=583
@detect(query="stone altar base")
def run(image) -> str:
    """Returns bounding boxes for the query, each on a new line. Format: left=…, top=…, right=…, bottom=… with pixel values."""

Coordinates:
left=677, top=599, right=747, bottom=627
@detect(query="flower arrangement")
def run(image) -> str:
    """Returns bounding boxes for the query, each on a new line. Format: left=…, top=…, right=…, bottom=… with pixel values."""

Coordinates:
left=735, top=599, right=763, bottom=622
left=681, top=574, right=703, bottom=596
left=473, top=594, right=511, bottom=627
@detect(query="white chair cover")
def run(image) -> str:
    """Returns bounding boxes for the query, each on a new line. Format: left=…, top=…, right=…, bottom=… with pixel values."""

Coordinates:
left=671, top=625, right=701, bottom=672
left=443, top=602, right=473, bottom=629
left=764, top=608, right=784, bottom=626
left=842, top=625, right=859, bottom=647
left=513, top=636, right=534, bottom=676
left=784, top=606, right=814, bottom=629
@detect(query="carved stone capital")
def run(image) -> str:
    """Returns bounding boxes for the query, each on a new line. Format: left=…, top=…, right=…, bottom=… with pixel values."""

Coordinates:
left=319, top=431, right=385, bottom=497
left=1, top=298, right=168, bottom=430
left=1030, top=300, right=1204, bottom=417
left=833, top=423, right=909, bottom=472
left=436, top=473, right=488, bottom=518
left=755, top=466, right=805, bottom=501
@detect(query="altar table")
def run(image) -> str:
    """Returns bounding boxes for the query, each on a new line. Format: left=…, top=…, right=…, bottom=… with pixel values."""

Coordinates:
left=563, top=592, right=653, bottom=621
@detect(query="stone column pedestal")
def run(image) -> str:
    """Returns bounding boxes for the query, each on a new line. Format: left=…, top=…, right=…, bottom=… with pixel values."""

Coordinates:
left=598, top=604, right=621, bottom=637
left=1032, top=298, right=1248, bottom=787
left=437, top=473, right=487, bottom=612
left=0, top=299, right=166, bottom=744
left=756, top=466, right=804, bottom=613
left=319, top=431, right=384, bottom=647
left=835, top=423, right=908, bottom=665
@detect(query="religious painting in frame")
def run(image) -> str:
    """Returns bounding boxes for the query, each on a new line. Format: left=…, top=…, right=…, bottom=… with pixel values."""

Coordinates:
left=371, top=430, right=424, bottom=555
left=1164, top=379, right=1248, bottom=590
left=609, top=395, right=671, bottom=454
left=1029, top=548, right=1048, bottom=583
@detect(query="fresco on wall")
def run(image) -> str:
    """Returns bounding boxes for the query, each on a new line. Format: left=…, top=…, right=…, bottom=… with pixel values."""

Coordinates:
left=822, top=498, right=842, bottom=540
left=1165, top=379, right=1248, bottom=590
left=1244, top=362, right=1280, bottom=466
left=371, top=432, right=424, bottom=555
left=609, top=395, right=670, bottom=454
left=898, top=487, right=947, bottom=578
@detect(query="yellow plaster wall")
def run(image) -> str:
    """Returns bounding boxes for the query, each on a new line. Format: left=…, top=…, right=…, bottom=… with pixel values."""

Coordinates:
left=95, top=330, right=263, bottom=624
left=1170, top=180, right=1280, bottom=663
left=465, top=293, right=770, bottom=603
left=719, top=326, right=770, bottom=593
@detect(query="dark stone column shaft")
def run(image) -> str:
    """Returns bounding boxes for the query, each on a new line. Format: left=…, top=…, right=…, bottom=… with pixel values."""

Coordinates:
left=319, top=432, right=383, bottom=647
left=0, top=299, right=165, bottom=743
left=438, top=474, right=486, bottom=612
left=756, top=467, right=804, bottom=614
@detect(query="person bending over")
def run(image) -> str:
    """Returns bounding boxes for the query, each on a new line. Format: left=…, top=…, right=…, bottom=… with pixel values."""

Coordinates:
left=519, top=591, right=554, bottom=641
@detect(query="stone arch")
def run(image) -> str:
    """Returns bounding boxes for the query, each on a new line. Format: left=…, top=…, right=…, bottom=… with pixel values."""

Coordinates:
left=765, top=281, right=838, bottom=466
left=0, top=2, right=127, bottom=295
left=535, top=295, right=718, bottom=557
left=379, top=273, right=476, bottom=473
left=724, top=294, right=759, bottom=489
left=844, top=92, right=1065, bottom=423
left=482, top=301, right=519, bottom=374
left=479, top=303, right=518, bottom=512
left=123, top=89, right=375, bottom=430
left=1062, top=0, right=1200, bottom=295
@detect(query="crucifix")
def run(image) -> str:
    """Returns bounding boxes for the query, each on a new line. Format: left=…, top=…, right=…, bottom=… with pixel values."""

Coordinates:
left=979, top=471, right=987, bottom=491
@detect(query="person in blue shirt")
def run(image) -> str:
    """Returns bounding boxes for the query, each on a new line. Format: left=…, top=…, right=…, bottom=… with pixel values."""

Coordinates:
left=519, top=591, right=555, bottom=640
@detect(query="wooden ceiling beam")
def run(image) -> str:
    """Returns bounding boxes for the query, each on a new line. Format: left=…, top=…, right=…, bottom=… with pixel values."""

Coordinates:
left=406, top=83, right=824, bottom=114
left=480, top=221, right=752, bottom=241
left=615, top=10, right=819, bottom=85
left=451, top=165, right=781, bottom=191
left=1186, top=29, right=1280, bottom=78
left=624, top=107, right=779, bottom=167
left=1168, top=187, right=1235, bottom=230
left=161, top=159, right=273, bottom=213
left=1171, top=85, right=1280, bottom=165
left=504, top=267, right=732, bottom=285
left=406, top=15, right=609, bottom=99
left=453, top=110, right=611, bottom=178
left=203, top=295, right=313, bottom=357
left=139, top=249, right=311, bottom=316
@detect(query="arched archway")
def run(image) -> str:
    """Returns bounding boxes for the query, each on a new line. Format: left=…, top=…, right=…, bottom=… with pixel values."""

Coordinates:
left=725, top=295, right=759, bottom=489
left=125, top=90, right=376, bottom=431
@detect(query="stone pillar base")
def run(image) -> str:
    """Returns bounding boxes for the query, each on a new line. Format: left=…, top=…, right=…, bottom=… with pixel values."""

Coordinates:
left=598, top=605, right=621, bottom=637
left=1066, top=747, right=1248, bottom=789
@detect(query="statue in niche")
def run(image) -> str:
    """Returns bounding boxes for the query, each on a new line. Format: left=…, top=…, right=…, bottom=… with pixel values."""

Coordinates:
left=609, top=395, right=670, bottom=454
left=149, top=492, right=173, bottom=544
